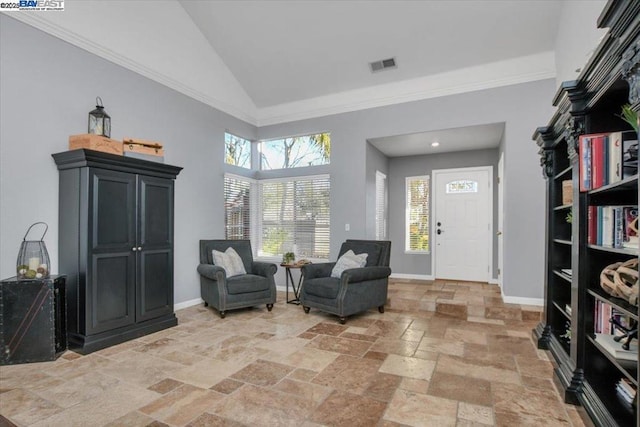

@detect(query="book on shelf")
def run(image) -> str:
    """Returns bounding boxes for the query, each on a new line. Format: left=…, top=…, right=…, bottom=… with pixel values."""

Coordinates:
left=588, top=205, right=597, bottom=245
left=579, top=134, right=593, bottom=191
left=617, top=378, right=637, bottom=400
left=609, top=131, right=623, bottom=184
left=616, top=378, right=637, bottom=406
left=588, top=205, right=638, bottom=248
left=591, top=134, right=607, bottom=189
left=616, top=385, right=636, bottom=406
left=594, top=333, right=638, bottom=361
left=622, top=133, right=638, bottom=179
left=579, top=131, right=638, bottom=191
left=594, top=300, right=635, bottom=336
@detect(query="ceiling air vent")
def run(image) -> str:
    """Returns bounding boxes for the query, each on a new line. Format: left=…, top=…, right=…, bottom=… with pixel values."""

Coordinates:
left=369, top=57, right=397, bottom=73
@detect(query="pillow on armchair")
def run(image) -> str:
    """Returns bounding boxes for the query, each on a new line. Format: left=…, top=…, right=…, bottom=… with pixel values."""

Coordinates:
left=212, top=247, right=247, bottom=277
left=331, top=250, right=368, bottom=278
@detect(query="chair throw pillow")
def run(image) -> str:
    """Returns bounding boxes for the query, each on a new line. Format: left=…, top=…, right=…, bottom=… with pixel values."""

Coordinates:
left=212, top=247, right=247, bottom=278
left=331, top=250, right=368, bottom=278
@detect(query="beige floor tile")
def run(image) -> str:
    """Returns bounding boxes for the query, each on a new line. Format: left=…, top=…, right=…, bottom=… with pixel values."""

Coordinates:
left=457, top=402, right=494, bottom=425
left=379, top=354, right=436, bottom=381
left=0, top=279, right=584, bottom=427
left=385, top=389, right=458, bottom=427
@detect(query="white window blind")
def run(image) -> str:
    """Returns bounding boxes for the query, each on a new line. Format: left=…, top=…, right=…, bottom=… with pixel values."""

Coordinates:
left=406, top=175, right=430, bottom=252
left=258, top=175, right=330, bottom=259
left=375, top=171, right=387, bottom=240
left=224, top=175, right=252, bottom=240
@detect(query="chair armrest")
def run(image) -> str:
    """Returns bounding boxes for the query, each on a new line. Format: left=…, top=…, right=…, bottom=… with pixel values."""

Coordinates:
left=252, top=261, right=277, bottom=277
left=197, top=263, right=225, bottom=281
left=301, top=262, right=335, bottom=279
left=342, top=266, right=391, bottom=283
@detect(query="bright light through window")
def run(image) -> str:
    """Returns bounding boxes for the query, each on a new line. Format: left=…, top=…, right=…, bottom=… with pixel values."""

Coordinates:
left=260, top=133, right=330, bottom=170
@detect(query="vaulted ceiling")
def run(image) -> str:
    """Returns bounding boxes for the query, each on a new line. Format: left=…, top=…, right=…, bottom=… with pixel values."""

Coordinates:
left=180, top=0, right=562, bottom=108
left=7, top=0, right=564, bottom=133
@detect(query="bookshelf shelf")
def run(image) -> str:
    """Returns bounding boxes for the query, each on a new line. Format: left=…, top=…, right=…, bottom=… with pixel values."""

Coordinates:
left=553, top=238, right=572, bottom=246
left=588, top=335, right=638, bottom=385
left=555, top=166, right=573, bottom=180
left=553, top=301, right=572, bottom=321
left=552, top=269, right=572, bottom=283
left=588, top=288, right=639, bottom=321
left=553, top=204, right=572, bottom=211
left=533, top=2, right=639, bottom=425
left=587, top=244, right=639, bottom=256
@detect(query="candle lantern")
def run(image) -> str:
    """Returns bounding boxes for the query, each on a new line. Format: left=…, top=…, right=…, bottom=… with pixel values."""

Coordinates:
left=88, top=96, right=111, bottom=138
left=16, top=222, right=51, bottom=280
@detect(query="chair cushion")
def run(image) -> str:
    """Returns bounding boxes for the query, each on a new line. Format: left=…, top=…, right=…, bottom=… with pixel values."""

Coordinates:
left=331, top=250, right=368, bottom=278
left=303, top=277, right=341, bottom=299
left=212, top=247, right=247, bottom=277
left=226, top=274, right=271, bottom=294
left=341, top=242, right=383, bottom=266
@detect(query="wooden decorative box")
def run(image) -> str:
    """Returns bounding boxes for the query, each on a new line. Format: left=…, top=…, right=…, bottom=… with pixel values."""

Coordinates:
left=69, top=134, right=123, bottom=155
left=562, top=180, right=573, bottom=205
left=123, top=137, right=164, bottom=162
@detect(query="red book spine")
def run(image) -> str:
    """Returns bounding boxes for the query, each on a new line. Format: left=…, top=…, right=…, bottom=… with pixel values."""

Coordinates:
left=591, top=136, right=606, bottom=189
left=588, top=206, right=597, bottom=245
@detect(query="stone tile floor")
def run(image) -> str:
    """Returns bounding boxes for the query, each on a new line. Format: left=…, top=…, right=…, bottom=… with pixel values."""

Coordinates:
left=0, top=279, right=589, bottom=426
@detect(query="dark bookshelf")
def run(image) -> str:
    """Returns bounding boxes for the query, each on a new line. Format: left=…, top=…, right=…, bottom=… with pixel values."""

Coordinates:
left=533, top=1, right=640, bottom=425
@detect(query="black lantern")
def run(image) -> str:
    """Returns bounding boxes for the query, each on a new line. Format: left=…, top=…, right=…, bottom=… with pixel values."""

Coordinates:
left=88, top=96, right=111, bottom=138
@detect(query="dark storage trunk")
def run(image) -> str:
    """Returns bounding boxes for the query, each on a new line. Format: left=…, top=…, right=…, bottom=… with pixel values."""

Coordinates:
left=0, top=275, right=67, bottom=365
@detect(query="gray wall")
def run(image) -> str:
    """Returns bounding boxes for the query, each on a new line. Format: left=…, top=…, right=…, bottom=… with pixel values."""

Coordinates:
left=260, top=80, right=556, bottom=300
left=0, top=16, right=256, bottom=304
left=388, top=149, right=499, bottom=277
left=1, top=15, right=557, bottom=302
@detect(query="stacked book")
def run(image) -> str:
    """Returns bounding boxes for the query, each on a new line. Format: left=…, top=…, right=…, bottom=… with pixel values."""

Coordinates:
left=579, top=131, right=638, bottom=191
left=616, top=378, right=637, bottom=406
left=594, top=333, right=638, bottom=361
left=587, top=205, right=637, bottom=248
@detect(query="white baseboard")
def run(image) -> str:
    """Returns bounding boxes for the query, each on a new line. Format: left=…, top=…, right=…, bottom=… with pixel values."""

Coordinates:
left=488, top=278, right=499, bottom=285
left=390, top=273, right=434, bottom=281
left=174, top=297, right=203, bottom=311
left=502, top=295, right=544, bottom=306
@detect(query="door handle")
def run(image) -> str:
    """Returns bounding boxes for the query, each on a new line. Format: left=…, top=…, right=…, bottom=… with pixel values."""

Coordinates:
left=496, top=231, right=502, bottom=236
left=437, top=229, right=443, bottom=235
left=132, top=247, right=137, bottom=251
left=138, top=246, right=142, bottom=251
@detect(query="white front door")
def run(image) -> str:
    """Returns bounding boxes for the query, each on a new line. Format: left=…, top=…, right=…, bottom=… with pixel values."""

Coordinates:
left=433, top=167, right=492, bottom=282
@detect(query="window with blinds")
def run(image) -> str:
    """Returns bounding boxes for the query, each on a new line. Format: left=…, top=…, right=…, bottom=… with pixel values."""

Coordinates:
left=258, top=175, right=330, bottom=259
left=224, top=175, right=253, bottom=240
left=375, top=171, right=387, bottom=240
left=406, top=175, right=430, bottom=252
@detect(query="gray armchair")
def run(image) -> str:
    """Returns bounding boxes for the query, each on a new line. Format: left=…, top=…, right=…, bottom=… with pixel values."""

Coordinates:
left=300, top=239, right=391, bottom=324
left=197, top=240, right=277, bottom=318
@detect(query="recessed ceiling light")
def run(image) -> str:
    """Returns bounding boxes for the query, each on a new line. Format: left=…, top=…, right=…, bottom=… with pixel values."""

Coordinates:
left=431, top=142, right=440, bottom=147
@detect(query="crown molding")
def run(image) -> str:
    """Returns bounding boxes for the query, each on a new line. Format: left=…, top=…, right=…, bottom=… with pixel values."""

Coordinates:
left=7, top=11, right=555, bottom=129
left=5, top=12, right=258, bottom=125
left=256, top=52, right=556, bottom=126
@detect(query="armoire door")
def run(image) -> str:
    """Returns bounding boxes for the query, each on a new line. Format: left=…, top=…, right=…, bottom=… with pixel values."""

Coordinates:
left=87, top=169, right=137, bottom=335
left=137, top=175, right=174, bottom=322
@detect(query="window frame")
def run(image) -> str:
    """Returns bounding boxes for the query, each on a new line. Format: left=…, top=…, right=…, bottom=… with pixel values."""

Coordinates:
left=405, top=175, right=430, bottom=254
